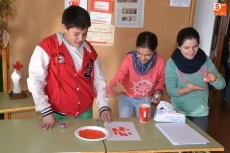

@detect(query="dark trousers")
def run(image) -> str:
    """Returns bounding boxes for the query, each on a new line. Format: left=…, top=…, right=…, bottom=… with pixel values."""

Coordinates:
left=187, top=116, right=208, bottom=132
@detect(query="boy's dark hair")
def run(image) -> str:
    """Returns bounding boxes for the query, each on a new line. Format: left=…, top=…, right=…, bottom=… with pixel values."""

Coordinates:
left=177, top=27, right=200, bottom=47
left=62, top=5, right=91, bottom=30
left=136, top=31, right=158, bottom=51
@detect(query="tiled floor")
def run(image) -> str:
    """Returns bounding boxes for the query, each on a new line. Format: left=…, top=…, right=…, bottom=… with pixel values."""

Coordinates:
left=208, top=90, right=230, bottom=153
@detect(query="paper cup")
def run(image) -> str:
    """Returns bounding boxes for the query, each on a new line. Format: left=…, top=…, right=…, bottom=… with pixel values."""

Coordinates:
left=139, top=104, right=150, bottom=123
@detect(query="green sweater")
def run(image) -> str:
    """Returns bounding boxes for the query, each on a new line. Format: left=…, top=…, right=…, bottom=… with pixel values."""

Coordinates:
left=165, top=57, right=225, bottom=117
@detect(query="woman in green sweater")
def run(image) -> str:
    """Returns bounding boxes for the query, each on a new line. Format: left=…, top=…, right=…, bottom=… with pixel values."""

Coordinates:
left=165, top=27, right=225, bottom=132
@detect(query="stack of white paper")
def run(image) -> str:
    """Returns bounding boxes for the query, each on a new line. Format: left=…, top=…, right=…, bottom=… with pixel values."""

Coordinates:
left=156, top=123, right=210, bottom=145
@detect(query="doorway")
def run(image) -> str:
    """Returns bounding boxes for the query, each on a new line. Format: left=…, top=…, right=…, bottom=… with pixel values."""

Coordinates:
left=209, top=2, right=230, bottom=109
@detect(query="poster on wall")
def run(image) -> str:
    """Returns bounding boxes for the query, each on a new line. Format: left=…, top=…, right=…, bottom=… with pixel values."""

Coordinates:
left=90, top=11, right=112, bottom=24
left=86, top=23, right=115, bottom=46
left=170, top=0, right=191, bottom=7
left=115, top=0, right=145, bottom=28
left=64, top=0, right=87, bottom=10
left=90, top=0, right=114, bottom=13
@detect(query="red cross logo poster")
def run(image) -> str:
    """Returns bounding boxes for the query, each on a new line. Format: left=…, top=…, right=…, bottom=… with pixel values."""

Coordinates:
left=64, top=0, right=87, bottom=11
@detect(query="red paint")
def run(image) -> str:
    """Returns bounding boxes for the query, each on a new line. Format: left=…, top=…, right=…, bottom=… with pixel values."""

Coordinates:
left=112, top=126, right=132, bottom=136
left=204, top=74, right=210, bottom=82
left=79, top=129, right=105, bottom=139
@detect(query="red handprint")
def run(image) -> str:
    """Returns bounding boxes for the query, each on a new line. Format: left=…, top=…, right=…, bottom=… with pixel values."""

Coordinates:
left=112, top=126, right=132, bottom=136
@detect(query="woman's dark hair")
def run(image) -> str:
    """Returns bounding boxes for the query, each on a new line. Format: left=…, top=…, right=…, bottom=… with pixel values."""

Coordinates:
left=136, top=31, right=158, bottom=51
left=177, top=27, right=200, bottom=47
left=62, top=5, right=91, bottom=30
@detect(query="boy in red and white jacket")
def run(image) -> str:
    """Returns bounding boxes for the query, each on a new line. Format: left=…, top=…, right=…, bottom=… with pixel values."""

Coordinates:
left=27, top=6, right=112, bottom=130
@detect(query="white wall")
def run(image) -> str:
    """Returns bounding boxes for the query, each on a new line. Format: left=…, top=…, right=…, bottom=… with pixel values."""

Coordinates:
left=193, top=0, right=217, bottom=56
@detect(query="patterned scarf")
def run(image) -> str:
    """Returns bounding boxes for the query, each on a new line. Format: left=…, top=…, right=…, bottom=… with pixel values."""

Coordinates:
left=171, top=48, right=206, bottom=74
left=128, top=51, right=157, bottom=75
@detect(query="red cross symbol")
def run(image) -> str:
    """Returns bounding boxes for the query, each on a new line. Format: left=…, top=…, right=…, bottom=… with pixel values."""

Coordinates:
left=13, top=61, right=23, bottom=71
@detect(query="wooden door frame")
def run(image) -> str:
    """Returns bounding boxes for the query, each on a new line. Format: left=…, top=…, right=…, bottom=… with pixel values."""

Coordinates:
left=2, top=45, right=9, bottom=92
left=189, top=0, right=196, bottom=26
left=209, top=0, right=230, bottom=109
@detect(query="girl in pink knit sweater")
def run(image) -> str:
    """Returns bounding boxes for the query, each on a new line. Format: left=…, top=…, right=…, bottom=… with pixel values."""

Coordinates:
left=108, top=31, right=166, bottom=118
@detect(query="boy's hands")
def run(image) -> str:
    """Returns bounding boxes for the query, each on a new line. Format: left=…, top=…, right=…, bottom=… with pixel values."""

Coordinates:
left=38, top=114, right=56, bottom=130
left=100, top=110, right=112, bottom=122
left=37, top=110, right=112, bottom=130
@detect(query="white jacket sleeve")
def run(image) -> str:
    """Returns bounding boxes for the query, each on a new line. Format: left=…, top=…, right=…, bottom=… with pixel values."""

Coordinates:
left=93, top=57, right=111, bottom=114
left=27, top=46, right=52, bottom=115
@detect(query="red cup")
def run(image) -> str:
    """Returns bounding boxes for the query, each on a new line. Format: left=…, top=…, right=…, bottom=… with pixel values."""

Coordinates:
left=139, top=104, right=150, bottom=123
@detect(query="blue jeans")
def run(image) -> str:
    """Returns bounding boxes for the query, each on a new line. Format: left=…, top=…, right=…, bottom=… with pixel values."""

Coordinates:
left=225, top=63, right=230, bottom=102
left=118, top=94, right=151, bottom=118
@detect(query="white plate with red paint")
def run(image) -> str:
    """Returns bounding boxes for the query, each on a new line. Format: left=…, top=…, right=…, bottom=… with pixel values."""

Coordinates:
left=74, top=126, right=109, bottom=141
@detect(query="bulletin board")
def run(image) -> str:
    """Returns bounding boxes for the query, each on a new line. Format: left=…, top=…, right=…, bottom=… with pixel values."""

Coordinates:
left=7, top=0, right=195, bottom=119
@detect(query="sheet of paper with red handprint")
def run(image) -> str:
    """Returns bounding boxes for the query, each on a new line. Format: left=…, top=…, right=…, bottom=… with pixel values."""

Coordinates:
left=104, top=122, right=141, bottom=141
